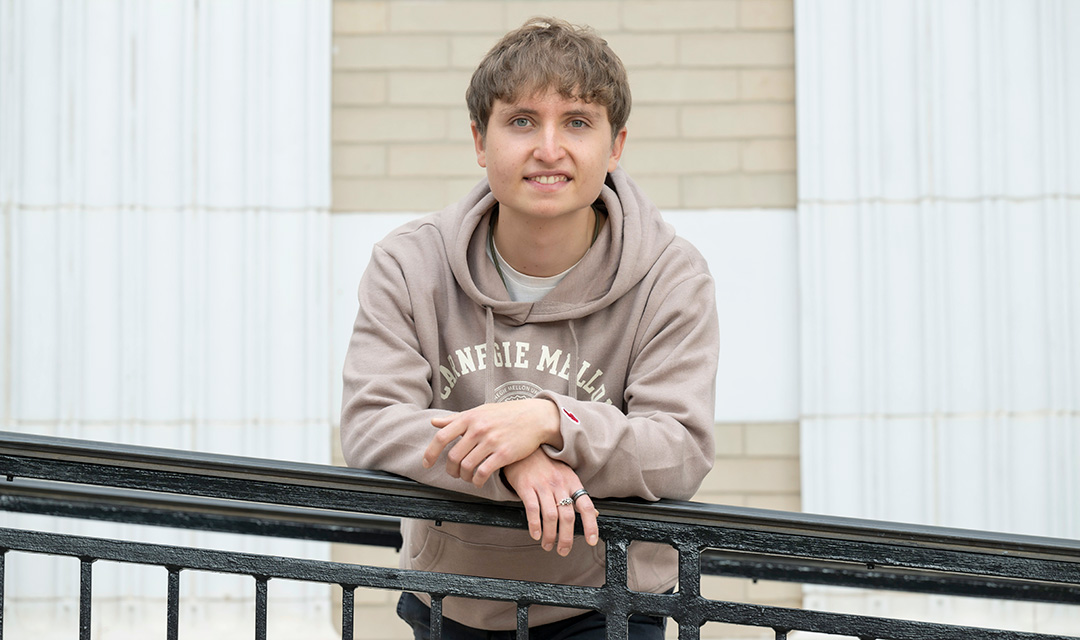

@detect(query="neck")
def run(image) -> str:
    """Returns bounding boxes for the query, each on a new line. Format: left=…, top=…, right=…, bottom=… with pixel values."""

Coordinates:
left=492, top=206, right=600, bottom=277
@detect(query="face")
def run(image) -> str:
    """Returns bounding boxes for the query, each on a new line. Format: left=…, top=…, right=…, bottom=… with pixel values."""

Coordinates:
left=472, top=89, right=627, bottom=225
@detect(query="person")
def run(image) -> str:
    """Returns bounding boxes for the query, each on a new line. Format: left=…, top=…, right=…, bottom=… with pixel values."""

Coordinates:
left=340, top=16, right=719, bottom=639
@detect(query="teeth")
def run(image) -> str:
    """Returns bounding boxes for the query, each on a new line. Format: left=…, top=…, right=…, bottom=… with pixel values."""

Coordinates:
left=529, top=175, right=568, bottom=184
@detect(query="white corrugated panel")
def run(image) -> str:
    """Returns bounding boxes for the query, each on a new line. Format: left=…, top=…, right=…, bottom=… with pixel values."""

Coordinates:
left=797, top=0, right=1080, bottom=633
left=0, top=1, right=334, bottom=637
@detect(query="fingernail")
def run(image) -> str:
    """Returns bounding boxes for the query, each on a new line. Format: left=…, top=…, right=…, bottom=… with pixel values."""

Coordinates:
left=558, top=548, right=570, bottom=557
left=542, top=543, right=552, bottom=551
left=588, top=534, right=598, bottom=545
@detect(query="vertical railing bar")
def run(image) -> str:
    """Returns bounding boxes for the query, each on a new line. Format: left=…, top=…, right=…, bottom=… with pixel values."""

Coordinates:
left=603, top=534, right=630, bottom=640
left=166, top=567, right=181, bottom=640
left=774, top=629, right=788, bottom=640
left=515, top=602, right=530, bottom=640
left=430, top=594, right=444, bottom=640
left=254, top=576, right=268, bottom=640
left=341, top=585, right=355, bottom=640
left=79, top=558, right=94, bottom=640
left=677, top=540, right=701, bottom=640
left=0, top=550, right=6, bottom=640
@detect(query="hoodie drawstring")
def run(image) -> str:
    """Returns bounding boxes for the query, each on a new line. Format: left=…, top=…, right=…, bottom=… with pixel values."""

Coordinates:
left=567, top=319, right=580, bottom=401
left=484, top=306, right=495, bottom=404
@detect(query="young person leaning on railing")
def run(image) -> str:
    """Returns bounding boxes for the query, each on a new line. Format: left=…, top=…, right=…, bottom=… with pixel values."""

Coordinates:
left=339, top=16, right=719, bottom=640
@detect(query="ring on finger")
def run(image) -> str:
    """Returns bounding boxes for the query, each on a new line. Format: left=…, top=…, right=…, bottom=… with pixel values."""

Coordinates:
left=570, top=488, right=589, bottom=503
left=558, top=497, right=573, bottom=507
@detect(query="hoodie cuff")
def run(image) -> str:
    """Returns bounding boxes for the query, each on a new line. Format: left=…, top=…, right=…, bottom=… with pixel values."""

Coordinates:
left=535, top=391, right=583, bottom=466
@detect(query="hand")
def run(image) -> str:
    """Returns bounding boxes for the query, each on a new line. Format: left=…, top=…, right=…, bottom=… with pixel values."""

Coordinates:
left=502, top=449, right=599, bottom=556
left=423, top=399, right=562, bottom=487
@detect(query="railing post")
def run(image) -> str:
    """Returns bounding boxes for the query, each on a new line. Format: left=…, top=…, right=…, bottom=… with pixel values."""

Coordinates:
left=1, top=549, right=6, bottom=640
left=255, top=576, right=268, bottom=640
left=604, top=534, right=631, bottom=640
left=516, top=602, right=530, bottom=640
left=430, top=594, right=444, bottom=640
left=167, top=567, right=181, bottom=640
left=677, top=544, right=702, bottom=640
left=79, top=558, right=94, bottom=640
left=341, top=585, right=355, bottom=640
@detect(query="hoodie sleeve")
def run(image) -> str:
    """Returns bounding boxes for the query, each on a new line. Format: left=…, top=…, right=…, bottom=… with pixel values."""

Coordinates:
left=340, top=243, right=519, bottom=502
left=536, top=266, right=719, bottom=502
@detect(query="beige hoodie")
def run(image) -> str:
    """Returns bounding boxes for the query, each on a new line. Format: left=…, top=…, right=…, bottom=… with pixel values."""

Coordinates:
left=340, top=168, right=719, bottom=629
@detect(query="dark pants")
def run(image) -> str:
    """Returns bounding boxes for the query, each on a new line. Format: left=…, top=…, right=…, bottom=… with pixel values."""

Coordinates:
left=396, top=592, right=667, bottom=640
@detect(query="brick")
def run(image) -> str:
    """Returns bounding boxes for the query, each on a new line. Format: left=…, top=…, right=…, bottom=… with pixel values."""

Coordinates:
left=389, top=71, right=472, bottom=106
left=388, top=144, right=484, bottom=177
left=713, top=423, right=745, bottom=456
left=744, top=422, right=799, bottom=456
left=446, top=107, right=478, bottom=141
left=623, top=1, right=738, bottom=31
left=333, top=72, right=388, bottom=105
left=741, top=139, right=796, bottom=173
left=624, top=105, right=681, bottom=139
left=334, top=35, right=450, bottom=70
left=698, top=457, right=800, bottom=494
left=681, top=104, right=795, bottom=137
left=620, top=140, right=739, bottom=175
left=746, top=578, right=802, bottom=603
left=739, top=0, right=794, bottom=30
left=334, top=1, right=389, bottom=34
left=333, top=145, right=387, bottom=176
left=630, top=69, right=738, bottom=103
left=445, top=176, right=488, bottom=199
left=679, top=32, right=794, bottom=67
left=333, top=177, right=451, bottom=212
left=333, top=107, right=448, bottom=142
left=603, top=34, right=678, bottom=67
left=682, top=173, right=796, bottom=208
left=738, top=69, right=795, bottom=101
left=745, top=493, right=801, bottom=512
left=450, top=35, right=500, bottom=68
left=505, top=2, right=622, bottom=32
left=389, top=1, right=505, bottom=33
left=621, top=174, right=680, bottom=208
left=700, top=575, right=747, bottom=602
left=691, top=491, right=747, bottom=507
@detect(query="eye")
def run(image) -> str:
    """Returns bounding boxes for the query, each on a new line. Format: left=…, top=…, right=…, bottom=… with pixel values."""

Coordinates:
left=513, top=118, right=530, bottom=127
left=569, top=119, right=587, bottom=128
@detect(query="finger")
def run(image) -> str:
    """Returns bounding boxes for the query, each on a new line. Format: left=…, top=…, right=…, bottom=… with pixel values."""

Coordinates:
left=556, top=498, right=577, bottom=556
left=422, top=421, right=465, bottom=468
left=457, top=445, right=493, bottom=485
left=575, top=495, right=600, bottom=546
left=470, top=453, right=501, bottom=488
left=540, top=494, right=559, bottom=552
left=519, top=488, right=542, bottom=541
left=429, top=412, right=458, bottom=428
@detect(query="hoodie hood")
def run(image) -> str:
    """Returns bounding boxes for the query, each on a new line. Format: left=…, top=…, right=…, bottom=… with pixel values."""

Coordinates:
left=440, top=167, right=677, bottom=325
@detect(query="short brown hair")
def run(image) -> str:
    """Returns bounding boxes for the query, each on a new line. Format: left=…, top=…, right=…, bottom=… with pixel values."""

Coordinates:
left=466, top=17, right=631, bottom=141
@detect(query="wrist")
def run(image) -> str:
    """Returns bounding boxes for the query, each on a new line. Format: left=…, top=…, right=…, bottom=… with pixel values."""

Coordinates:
left=539, top=398, right=564, bottom=449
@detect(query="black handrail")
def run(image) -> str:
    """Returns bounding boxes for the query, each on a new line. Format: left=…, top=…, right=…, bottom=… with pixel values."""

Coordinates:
left=2, top=430, right=1079, bottom=640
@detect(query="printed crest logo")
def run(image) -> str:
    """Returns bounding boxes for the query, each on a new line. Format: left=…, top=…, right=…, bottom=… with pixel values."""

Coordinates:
left=492, top=381, right=543, bottom=403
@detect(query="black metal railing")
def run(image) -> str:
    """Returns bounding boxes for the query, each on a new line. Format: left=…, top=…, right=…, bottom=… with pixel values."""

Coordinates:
left=1, top=430, right=1079, bottom=640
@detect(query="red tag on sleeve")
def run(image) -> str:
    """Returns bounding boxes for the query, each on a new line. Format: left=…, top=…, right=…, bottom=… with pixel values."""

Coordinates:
left=562, top=408, right=580, bottom=424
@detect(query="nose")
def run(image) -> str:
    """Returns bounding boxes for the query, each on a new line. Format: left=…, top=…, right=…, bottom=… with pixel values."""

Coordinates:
left=533, top=125, right=567, bottom=164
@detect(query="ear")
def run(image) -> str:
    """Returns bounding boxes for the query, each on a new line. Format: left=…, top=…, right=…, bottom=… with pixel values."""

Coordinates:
left=471, top=121, right=487, bottom=168
left=607, top=127, right=627, bottom=172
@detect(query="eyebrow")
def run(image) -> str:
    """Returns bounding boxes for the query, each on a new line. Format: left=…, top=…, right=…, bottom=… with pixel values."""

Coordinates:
left=499, top=106, right=602, bottom=119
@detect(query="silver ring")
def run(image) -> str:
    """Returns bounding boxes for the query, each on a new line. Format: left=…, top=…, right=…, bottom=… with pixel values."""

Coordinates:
left=570, top=488, right=589, bottom=503
left=558, top=497, right=573, bottom=507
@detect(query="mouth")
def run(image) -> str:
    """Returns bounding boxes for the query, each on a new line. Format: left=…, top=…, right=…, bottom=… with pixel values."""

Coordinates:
left=525, top=174, right=570, bottom=185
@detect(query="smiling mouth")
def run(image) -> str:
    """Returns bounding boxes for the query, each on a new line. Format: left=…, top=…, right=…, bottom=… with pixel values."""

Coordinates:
left=527, top=175, right=569, bottom=185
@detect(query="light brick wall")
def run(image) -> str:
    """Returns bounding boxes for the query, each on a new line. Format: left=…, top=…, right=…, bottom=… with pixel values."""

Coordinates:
left=331, top=0, right=796, bottom=211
